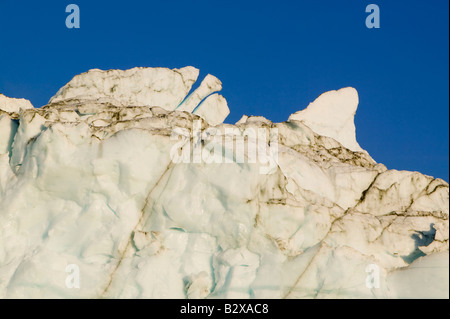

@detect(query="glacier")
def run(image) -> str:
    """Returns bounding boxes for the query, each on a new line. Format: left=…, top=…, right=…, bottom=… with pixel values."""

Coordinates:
left=0, top=66, right=448, bottom=299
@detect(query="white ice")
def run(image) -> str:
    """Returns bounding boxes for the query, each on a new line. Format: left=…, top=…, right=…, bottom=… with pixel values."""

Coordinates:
left=0, top=67, right=448, bottom=299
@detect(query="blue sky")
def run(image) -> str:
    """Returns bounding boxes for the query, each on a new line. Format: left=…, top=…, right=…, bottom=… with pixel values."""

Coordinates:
left=0, top=0, right=448, bottom=181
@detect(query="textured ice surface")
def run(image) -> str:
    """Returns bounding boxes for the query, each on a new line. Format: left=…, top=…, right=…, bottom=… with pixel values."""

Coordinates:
left=0, top=94, right=34, bottom=113
left=0, top=67, right=448, bottom=299
left=289, top=88, right=363, bottom=152
left=49, top=67, right=229, bottom=126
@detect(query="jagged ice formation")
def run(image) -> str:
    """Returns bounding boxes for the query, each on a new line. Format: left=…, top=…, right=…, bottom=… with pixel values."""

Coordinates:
left=0, top=67, right=448, bottom=298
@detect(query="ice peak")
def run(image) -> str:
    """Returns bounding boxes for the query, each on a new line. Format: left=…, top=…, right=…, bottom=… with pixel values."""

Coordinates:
left=289, top=87, right=363, bottom=152
left=48, top=66, right=229, bottom=126
left=49, top=66, right=199, bottom=108
left=0, top=93, right=34, bottom=114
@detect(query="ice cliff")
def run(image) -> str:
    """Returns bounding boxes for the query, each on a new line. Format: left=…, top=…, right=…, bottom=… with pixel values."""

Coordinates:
left=0, top=67, right=448, bottom=299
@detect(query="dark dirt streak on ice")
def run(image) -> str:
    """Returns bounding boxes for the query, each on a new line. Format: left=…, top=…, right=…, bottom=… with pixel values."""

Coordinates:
left=100, top=162, right=174, bottom=297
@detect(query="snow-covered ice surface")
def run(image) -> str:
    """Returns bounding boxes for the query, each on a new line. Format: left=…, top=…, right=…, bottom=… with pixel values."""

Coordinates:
left=0, top=66, right=448, bottom=299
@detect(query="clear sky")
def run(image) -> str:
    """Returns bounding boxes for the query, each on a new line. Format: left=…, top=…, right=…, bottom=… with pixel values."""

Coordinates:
left=0, top=0, right=448, bottom=181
